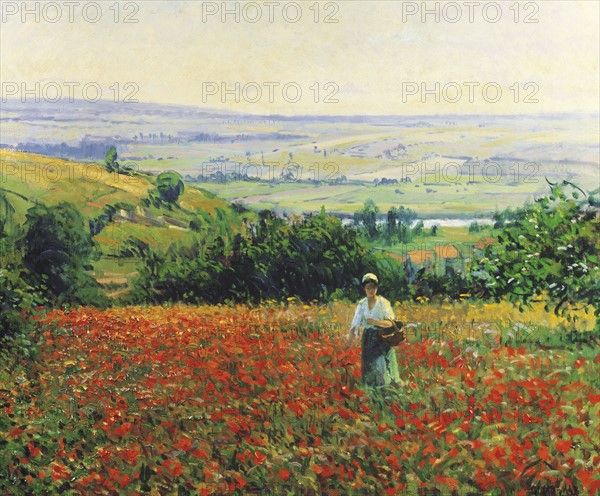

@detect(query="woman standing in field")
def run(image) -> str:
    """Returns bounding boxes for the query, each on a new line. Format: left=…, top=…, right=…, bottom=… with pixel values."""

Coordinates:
left=346, top=273, right=401, bottom=387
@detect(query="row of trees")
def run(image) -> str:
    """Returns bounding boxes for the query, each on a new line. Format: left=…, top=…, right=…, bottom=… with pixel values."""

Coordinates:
left=128, top=207, right=409, bottom=305
left=353, top=199, right=433, bottom=244
left=126, top=181, right=599, bottom=331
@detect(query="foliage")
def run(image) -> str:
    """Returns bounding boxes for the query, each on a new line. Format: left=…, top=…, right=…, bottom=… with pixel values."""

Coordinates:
left=103, top=146, right=134, bottom=176
left=1, top=190, right=40, bottom=345
left=104, top=146, right=120, bottom=173
left=412, top=219, right=424, bottom=237
left=468, top=182, right=599, bottom=327
left=354, top=200, right=421, bottom=246
left=147, top=171, right=185, bottom=208
left=188, top=211, right=212, bottom=233
left=353, top=199, right=380, bottom=239
left=411, top=266, right=470, bottom=302
left=492, top=207, right=522, bottom=229
left=368, top=251, right=409, bottom=303
left=127, top=237, right=226, bottom=305
left=468, top=221, right=483, bottom=233
left=1, top=304, right=598, bottom=495
left=131, top=207, right=392, bottom=304
left=0, top=190, right=16, bottom=240
left=20, top=202, right=108, bottom=308
left=0, top=268, right=38, bottom=346
left=387, top=206, right=417, bottom=242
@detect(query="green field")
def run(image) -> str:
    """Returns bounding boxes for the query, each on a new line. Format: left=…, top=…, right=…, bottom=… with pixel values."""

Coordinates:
left=194, top=178, right=545, bottom=218
left=126, top=120, right=597, bottom=218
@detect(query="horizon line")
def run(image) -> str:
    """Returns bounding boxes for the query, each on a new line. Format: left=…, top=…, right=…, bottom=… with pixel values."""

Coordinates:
left=2, top=98, right=599, bottom=120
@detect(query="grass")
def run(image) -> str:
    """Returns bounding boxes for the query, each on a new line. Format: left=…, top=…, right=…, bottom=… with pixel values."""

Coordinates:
left=0, top=150, right=151, bottom=221
left=190, top=174, right=546, bottom=218
left=0, top=150, right=231, bottom=223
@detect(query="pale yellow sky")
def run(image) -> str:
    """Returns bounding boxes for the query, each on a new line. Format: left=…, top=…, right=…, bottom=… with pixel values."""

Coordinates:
left=1, top=0, right=598, bottom=115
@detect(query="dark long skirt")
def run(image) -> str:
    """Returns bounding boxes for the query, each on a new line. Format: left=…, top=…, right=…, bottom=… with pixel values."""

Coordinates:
left=361, top=327, right=401, bottom=387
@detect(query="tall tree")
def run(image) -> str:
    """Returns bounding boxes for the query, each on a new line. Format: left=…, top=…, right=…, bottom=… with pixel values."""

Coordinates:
left=356, top=199, right=380, bottom=239
left=105, top=145, right=120, bottom=173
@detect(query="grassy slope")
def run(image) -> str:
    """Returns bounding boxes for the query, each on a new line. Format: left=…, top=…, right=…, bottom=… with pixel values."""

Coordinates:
left=0, top=150, right=231, bottom=218
left=0, top=150, right=240, bottom=296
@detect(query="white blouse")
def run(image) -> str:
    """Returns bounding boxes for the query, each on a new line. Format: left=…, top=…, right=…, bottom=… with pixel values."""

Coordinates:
left=350, top=296, right=395, bottom=337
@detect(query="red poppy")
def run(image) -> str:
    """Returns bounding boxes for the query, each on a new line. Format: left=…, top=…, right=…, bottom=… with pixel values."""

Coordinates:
left=555, top=439, right=572, bottom=454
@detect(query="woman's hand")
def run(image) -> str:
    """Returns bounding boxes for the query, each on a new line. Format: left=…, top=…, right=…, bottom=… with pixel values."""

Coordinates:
left=344, top=328, right=356, bottom=349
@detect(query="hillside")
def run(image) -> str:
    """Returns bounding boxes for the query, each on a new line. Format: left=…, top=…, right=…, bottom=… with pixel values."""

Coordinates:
left=0, top=150, right=247, bottom=297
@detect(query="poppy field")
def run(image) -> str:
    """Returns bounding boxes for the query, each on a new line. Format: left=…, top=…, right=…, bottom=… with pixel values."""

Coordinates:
left=1, top=303, right=599, bottom=495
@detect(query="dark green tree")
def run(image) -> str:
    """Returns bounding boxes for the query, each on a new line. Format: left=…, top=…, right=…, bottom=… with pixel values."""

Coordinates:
left=105, top=145, right=120, bottom=173
left=0, top=190, right=40, bottom=344
left=0, top=191, right=14, bottom=241
left=395, top=206, right=417, bottom=242
left=21, top=202, right=108, bottom=307
left=387, top=208, right=397, bottom=239
left=148, top=171, right=185, bottom=208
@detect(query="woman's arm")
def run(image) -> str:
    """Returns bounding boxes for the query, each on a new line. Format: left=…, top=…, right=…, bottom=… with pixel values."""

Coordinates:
left=345, top=324, right=360, bottom=349
left=350, top=301, right=364, bottom=329
left=366, top=318, right=393, bottom=328
left=346, top=302, right=365, bottom=346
